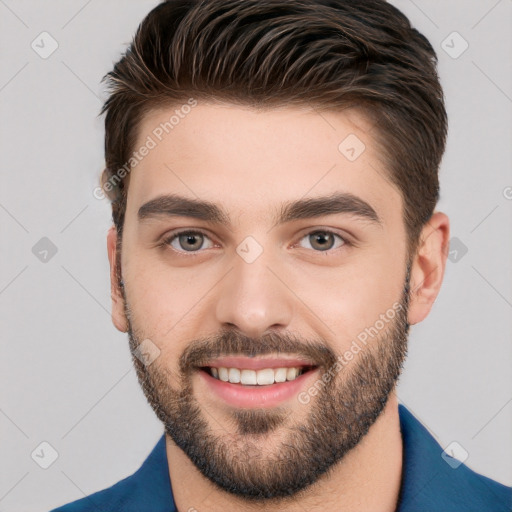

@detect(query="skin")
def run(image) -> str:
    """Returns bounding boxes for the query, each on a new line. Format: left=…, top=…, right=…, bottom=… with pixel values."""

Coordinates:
left=107, top=101, right=449, bottom=512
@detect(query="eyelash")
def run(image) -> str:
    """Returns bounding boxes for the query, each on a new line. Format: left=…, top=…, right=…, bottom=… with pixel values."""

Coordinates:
left=160, top=228, right=350, bottom=256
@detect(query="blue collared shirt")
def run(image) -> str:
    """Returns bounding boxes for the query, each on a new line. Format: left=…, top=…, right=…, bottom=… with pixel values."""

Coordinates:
left=50, top=404, right=511, bottom=511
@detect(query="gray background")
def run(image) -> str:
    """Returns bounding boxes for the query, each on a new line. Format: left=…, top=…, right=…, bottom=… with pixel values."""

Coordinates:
left=0, top=1, right=510, bottom=510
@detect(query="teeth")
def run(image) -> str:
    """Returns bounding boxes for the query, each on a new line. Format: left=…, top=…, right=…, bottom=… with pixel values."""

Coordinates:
left=240, top=369, right=257, bottom=385
left=286, top=367, right=298, bottom=380
left=274, top=368, right=287, bottom=383
left=228, top=367, right=241, bottom=383
left=256, top=368, right=274, bottom=385
left=210, top=366, right=306, bottom=385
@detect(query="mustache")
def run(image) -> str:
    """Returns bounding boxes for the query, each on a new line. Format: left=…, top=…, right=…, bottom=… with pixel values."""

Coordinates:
left=179, top=328, right=337, bottom=375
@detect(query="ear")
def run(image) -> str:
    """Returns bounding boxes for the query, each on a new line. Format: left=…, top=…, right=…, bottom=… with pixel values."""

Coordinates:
left=107, top=226, right=128, bottom=333
left=407, top=212, right=450, bottom=325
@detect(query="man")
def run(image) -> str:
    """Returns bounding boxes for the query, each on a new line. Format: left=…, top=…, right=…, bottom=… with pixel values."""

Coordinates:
left=51, top=0, right=511, bottom=511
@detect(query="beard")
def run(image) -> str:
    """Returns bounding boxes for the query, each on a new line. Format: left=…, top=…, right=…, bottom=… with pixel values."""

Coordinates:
left=121, top=263, right=411, bottom=502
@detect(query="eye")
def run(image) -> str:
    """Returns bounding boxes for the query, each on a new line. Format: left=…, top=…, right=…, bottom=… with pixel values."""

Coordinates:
left=161, top=228, right=348, bottom=255
left=297, top=230, right=346, bottom=252
left=163, top=230, right=215, bottom=253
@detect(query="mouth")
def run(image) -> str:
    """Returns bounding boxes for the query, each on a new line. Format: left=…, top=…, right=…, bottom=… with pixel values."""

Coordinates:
left=196, top=356, right=320, bottom=408
left=201, top=365, right=317, bottom=385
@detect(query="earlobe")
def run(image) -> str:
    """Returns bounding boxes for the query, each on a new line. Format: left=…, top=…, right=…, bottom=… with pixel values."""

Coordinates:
left=407, top=212, right=450, bottom=325
left=107, top=226, right=129, bottom=333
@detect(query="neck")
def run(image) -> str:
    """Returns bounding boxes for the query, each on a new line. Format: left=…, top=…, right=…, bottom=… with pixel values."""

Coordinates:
left=166, top=393, right=403, bottom=512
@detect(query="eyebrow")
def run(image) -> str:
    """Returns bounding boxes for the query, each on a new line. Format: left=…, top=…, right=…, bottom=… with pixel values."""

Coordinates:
left=137, top=192, right=382, bottom=228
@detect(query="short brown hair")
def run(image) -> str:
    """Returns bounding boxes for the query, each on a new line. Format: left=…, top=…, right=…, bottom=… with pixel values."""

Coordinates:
left=100, top=0, right=447, bottom=256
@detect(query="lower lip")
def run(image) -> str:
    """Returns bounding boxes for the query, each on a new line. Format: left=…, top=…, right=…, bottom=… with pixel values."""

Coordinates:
left=197, top=368, right=319, bottom=408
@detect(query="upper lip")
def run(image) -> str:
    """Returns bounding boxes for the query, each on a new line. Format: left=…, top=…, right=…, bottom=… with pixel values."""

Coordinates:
left=202, top=356, right=317, bottom=371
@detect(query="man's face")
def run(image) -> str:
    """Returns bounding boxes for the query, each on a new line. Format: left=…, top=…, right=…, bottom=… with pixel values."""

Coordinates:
left=112, top=102, right=412, bottom=499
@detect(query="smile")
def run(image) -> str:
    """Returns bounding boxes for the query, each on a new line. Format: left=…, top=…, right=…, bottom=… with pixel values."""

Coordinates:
left=197, top=357, right=319, bottom=408
left=205, top=365, right=315, bottom=385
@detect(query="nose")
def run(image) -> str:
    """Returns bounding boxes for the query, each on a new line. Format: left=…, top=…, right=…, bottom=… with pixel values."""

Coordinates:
left=215, top=250, right=294, bottom=339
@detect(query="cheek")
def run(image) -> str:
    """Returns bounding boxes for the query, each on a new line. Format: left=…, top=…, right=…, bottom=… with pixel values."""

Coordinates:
left=123, top=261, right=216, bottom=351
left=288, top=250, right=406, bottom=347
left=350, top=254, right=407, bottom=336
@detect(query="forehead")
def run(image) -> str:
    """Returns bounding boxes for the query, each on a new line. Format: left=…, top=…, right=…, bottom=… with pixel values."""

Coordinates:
left=125, top=101, right=402, bottom=228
